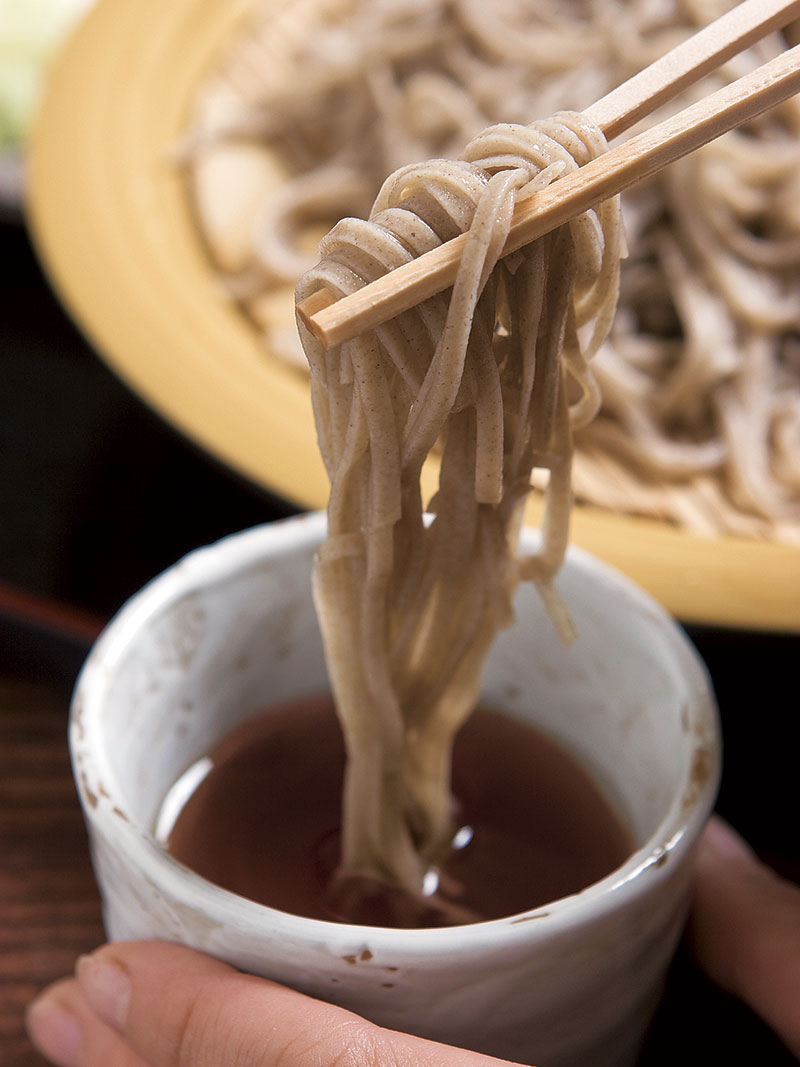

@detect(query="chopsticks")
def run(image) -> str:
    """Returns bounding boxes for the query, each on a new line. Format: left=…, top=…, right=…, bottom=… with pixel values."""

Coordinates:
left=297, top=0, right=800, bottom=348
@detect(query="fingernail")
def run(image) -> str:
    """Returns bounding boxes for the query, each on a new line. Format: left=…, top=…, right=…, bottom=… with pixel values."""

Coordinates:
left=26, top=998, right=82, bottom=1067
left=76, top=953, right=131, bottom=1031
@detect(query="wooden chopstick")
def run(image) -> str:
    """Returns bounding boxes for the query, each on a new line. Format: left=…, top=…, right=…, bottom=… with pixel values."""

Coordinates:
left=584, top=0, right=800, bottom=138
left=298, top=0, right=800, bottom=348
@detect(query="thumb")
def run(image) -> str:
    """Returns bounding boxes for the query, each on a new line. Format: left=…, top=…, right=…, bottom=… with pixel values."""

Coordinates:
left=73, top=940, right=519, bottom=1067
left=689, top=816, right=800, bottom=1059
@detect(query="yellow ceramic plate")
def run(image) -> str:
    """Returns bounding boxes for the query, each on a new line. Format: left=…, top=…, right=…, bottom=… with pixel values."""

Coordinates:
left=26, top=0, right=800, bottom=632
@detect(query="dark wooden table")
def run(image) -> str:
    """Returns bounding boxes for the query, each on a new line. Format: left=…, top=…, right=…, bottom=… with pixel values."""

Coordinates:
left=0, top=678, right=104, bottom=1065
left=2, top=594, right=799, bottom=1066
left=1, top=591, right=106, bottom=1066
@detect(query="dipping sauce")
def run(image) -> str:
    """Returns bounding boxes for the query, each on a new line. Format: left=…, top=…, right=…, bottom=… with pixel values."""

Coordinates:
left=159, top=695, right=633, bottom=927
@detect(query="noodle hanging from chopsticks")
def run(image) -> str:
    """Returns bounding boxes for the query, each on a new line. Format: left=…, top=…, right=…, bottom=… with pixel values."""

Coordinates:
left=295, top=112, right=622, bottom=907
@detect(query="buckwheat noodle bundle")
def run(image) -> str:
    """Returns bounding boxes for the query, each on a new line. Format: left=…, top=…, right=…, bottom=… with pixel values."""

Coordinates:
left=295, top=112, right=623, bottom=911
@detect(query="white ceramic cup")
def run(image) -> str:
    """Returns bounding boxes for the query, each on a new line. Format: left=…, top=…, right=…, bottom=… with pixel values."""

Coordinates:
left=70, top=511, right=720, bottom=1067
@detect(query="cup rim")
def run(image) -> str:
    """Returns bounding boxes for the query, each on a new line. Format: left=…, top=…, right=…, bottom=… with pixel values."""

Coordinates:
left=70, top=510, right=721, bottom=950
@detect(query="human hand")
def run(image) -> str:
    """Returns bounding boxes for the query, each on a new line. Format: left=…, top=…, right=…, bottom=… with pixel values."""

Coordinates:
left=688, top=815, right=800, bottom=1059
left=25, top=938, right=521, bottom=1067
left=26, top=816, right=800, bottom=1067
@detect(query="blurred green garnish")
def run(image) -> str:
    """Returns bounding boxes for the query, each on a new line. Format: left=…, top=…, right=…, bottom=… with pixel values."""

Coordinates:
left=0, top=0, right=93, bottom=148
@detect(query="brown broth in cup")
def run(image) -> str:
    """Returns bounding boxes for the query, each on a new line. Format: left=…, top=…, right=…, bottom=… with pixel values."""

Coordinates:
left=160, top=695, right=633, bottom=928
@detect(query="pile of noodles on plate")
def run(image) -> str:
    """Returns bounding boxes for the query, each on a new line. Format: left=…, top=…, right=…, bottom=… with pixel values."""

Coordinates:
left=183, top=0, right=800, bottom=550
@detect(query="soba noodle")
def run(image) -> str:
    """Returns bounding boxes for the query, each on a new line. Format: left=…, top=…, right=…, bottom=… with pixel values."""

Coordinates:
left=185, top=0, right=800, bottom=544
left=294, top=112, right=622, bottom=911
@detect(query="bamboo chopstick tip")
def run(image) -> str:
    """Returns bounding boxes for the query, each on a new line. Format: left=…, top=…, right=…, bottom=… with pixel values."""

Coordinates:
left=296, top=287, right=337, bottom=341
